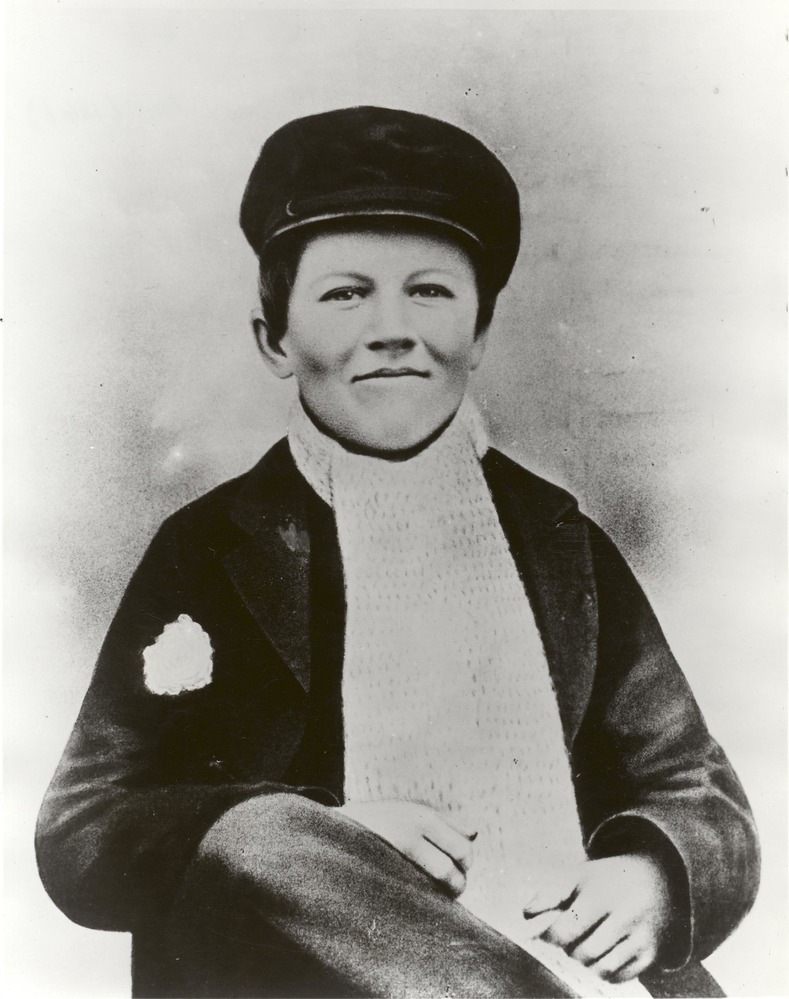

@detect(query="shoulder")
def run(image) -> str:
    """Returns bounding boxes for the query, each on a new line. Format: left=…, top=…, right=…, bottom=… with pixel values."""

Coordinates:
left=482, top=446, right=581, bottom=527
left=153, top=437, right=302, bottom=552
left=483, top=448, right=629, bottom=569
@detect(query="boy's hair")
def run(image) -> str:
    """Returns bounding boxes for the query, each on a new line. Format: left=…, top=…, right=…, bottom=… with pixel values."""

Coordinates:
left=257, top=217, right=500, bottom=348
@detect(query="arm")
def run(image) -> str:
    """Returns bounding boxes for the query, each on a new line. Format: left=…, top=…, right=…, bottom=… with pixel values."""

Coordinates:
left=571, top=519, right=760, bottom=967
left=35, top=515, right=332, bottom=932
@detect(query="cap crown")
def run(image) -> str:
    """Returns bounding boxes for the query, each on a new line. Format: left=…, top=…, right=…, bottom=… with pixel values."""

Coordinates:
left=240, top=106, right=520, bottom=292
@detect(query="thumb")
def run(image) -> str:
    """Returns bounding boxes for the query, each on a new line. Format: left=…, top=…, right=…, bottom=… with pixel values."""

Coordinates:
left=522, top=866, right=579, bottom=917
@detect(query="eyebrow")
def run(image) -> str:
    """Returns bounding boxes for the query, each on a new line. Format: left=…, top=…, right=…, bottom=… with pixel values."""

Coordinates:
left=407, top=269, right=462, bottom=280
left=308, top=272, right=371, bottom=291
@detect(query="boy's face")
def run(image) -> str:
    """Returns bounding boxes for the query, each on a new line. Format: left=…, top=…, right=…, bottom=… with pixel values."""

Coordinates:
left=263, top=228, right=486, bottom=456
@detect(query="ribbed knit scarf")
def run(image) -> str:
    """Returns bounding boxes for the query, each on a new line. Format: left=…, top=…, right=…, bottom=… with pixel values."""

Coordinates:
left=289, top=399, right=646, bottom=997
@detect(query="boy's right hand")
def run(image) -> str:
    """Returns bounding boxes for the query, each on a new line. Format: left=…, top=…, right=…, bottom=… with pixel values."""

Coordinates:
left=337, top=800, right=476, bottom=898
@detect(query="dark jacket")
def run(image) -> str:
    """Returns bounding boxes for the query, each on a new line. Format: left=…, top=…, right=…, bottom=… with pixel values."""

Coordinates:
left=36, top=441, right=760, bottom=995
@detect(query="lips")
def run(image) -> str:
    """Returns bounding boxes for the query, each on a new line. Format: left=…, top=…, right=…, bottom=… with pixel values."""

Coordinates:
left=353, top=368, right=430, bottom=381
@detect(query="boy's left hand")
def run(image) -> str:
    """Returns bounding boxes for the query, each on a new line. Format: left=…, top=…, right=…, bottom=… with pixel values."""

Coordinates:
left=522, top=854, right=673, bottom=982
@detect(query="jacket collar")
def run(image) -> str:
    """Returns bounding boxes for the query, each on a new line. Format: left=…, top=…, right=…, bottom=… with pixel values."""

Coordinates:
left=224, top=439, right=596, bottom=742
left=225, top=439, right=314, bottom=694
left=481, top=449, right=597, bottom=745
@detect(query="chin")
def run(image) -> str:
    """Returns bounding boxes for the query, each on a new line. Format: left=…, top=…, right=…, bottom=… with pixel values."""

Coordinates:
left=304, top=397, right=460, bottom=458
left=348, top=414, right=454, bottom=458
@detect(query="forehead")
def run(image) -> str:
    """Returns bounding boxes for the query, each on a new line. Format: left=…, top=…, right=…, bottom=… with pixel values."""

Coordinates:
left=294, top=226, right=478, bottom=280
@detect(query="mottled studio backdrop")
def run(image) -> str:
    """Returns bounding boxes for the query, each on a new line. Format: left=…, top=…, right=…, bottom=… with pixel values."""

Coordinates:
left=5, top=3, right=787, bottom=996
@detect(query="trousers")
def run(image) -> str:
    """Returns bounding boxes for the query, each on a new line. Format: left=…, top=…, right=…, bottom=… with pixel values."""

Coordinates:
left=157, top=794, right=723, bottom=999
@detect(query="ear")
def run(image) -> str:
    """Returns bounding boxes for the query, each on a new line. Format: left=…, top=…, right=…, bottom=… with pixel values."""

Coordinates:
left=469, top=325, right=489, bottom=372
left=251, top=309, right=294, bottom=380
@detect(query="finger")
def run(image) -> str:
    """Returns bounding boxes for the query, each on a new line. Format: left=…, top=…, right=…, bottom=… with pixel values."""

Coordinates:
left=439, top=811, right=479, bottom=842
left=423, top=832, right=474, bottom=875
left=569, top=915, right=628, bottom=967
left=419, top=805, right=478, bottom=845
left=414, top=840, right=467, bottom=897
left=568, top=894, right=632, bottom=964
left=420, top=814, right=475, bottom=874
left=539, top=895, right=607, bottom=952
left=605, top=945, right=657, bottom=984
left=520, top=909, right=558, bottom=941
left=522, top=867, right=580, bottom=917
left=592, top=934, right=651, bottom=982
left=413, top=803, right=477, bottom=841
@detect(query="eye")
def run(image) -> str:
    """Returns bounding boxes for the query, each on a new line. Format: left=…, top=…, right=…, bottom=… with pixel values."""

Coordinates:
left=319, top=286, right=368, bottom=303
left=409, top=284, right=454, bottom=300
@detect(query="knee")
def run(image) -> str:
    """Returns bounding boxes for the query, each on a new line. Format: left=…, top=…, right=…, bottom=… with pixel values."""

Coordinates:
left=197, top=792, right=325, bottom=870
left=236, top=790, right=322, bottom=836
left=190, top=792, right=416, bottom=905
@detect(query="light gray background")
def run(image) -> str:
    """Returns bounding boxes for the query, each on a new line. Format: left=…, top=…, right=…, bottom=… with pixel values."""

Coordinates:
left=5, top=3, right=787, bottom=996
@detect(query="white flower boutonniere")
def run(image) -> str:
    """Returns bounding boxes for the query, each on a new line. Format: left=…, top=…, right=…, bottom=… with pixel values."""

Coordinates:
left=142, top=614, right=214, bottom=695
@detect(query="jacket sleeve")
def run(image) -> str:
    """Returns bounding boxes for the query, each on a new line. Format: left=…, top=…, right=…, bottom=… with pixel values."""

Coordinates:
left=572, top=519, right=760, bottom=967
left=35, top=514, right=334, bottom=933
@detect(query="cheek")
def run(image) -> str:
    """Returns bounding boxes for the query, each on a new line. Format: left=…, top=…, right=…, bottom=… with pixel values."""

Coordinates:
left=287, top=318, right=355, bottom=379
left=424, top=318, right=479, bottom=371
left=294, top=350, right=336, bottom=380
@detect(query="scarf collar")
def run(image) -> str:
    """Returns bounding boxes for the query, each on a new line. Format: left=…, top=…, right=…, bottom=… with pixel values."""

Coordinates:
left=287, top=395, right=489, bottom=507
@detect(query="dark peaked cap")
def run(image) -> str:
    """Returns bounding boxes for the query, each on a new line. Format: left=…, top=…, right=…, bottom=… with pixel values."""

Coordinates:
left=240, top=106, right=521, bottom=293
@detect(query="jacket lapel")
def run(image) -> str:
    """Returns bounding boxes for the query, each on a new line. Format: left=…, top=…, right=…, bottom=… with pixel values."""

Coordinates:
left=483, top=449, right=598, bottom=747
left=224, top=439, right=313, bottom=694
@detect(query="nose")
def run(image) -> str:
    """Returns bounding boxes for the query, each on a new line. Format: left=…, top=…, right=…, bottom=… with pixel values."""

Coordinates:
left=363, top=295, right=416, bottom=355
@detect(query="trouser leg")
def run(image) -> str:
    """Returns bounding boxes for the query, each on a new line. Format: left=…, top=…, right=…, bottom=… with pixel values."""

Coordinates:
left=162, top=793, right=576, bottom=999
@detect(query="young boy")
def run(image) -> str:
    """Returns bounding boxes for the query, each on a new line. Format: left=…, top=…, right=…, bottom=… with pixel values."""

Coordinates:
left=36, top=106, right=759, bottom=998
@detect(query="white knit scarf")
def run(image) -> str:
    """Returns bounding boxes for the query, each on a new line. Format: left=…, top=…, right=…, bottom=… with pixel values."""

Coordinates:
left=288, top=399, right=647, bottom=997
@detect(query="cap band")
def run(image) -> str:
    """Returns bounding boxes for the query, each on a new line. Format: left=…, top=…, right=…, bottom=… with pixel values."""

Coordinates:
left=266, top=210, right=484, bottom=249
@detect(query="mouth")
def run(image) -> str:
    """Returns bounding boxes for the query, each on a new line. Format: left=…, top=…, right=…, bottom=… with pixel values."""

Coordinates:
left=352, top=368, right=430, bottom=382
